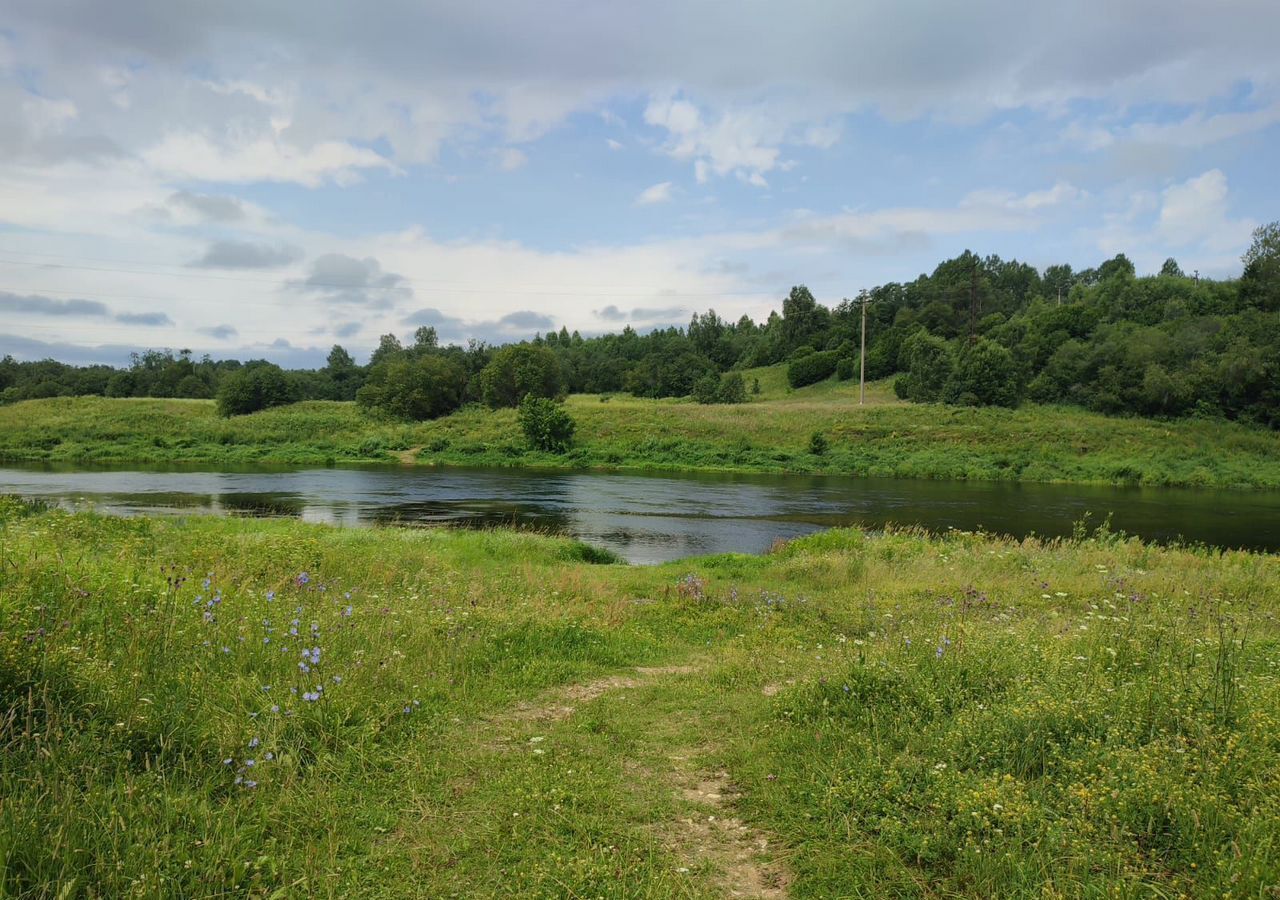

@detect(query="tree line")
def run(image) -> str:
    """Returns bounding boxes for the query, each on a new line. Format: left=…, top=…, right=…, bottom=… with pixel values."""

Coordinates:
left=3, top=222, right=1278, bottom=427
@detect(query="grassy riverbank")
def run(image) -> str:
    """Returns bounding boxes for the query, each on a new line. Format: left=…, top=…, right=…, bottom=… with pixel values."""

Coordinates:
left=2, top=501, right=1278, bottom=896
left=3, top=366, right=1280, bottom=488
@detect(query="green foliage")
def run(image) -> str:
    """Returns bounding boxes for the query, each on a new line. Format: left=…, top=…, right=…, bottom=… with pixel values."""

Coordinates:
left=216, top=363, right=295, bottom=417
left=945, top=338, right=1022, bottom=408
left=694, top=371, right=748, bottom=404
left=479, top=344, right=563, bottom=408
left=808, top=431, right=828, bottom=455
left=356, top=355, right=467, bottom=421
left=787, top=350, right=839, bottom=388
left=836, top=357, right=855, bottom=381
left=894, top=332, right=954, bottom=402
left=517, top=395, right=576, bottom=452
left=1241, top=221, right=1280, bottom=312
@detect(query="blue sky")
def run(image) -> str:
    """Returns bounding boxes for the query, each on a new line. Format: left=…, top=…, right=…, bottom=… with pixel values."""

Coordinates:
left=1, top=0, right=1277, bottom=366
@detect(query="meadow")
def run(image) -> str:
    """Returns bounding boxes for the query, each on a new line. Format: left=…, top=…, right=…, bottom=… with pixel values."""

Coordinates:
left=3, top=365, right=1280, bottom=489
left=2, top=498, right=1278, bottom=897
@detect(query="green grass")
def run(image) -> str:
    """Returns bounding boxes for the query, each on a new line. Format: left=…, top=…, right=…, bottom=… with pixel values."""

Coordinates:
left=2, top=501, right=1279, bottom=896
left=3, top=366, right=1280, bottom=488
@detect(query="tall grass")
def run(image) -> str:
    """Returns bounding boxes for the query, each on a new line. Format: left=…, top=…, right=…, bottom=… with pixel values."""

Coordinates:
left=1, top=507, right=1278, bottom=895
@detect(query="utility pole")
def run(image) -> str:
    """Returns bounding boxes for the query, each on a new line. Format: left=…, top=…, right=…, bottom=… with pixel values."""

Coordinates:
left=858, top=290, right=870, bottom=406
left=968, top=256, right=980, bottom=344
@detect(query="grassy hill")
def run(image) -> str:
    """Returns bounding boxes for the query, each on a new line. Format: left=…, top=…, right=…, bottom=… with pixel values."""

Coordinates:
left=2, top=366, right=1280, bottom=488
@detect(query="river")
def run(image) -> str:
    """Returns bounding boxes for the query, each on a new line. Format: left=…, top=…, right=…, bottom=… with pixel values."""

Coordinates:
left=2, top=463, right=1278, bottom=564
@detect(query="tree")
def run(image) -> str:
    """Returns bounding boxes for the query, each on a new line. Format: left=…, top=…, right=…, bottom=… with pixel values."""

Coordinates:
left=787, top=350, right=839, bottom=388
left=1160, top=257, right=1185, bottom=278
left=894, top=332, right=953, bottom=402
left=1097, top=253, right=1136, bottom=282
left=369, top=334, right=405, bottom=367
left=217, top=363, right=295, bottom=416
left=1241, top=221, right=1280, bottom=311
left=356, top=355, right=467, bottom=421
left=478, top=343, right=562, bottom=408
left=518, top=396, right=575, bottom=452
left=944, top=338, right=1022, bottom=407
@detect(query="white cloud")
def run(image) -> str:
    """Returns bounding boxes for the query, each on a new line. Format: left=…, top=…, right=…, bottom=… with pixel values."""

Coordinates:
left=635, top=181, right=674, bottom=205
left=1157, top=169, right=1253, bottom=252
left=606, top=138, right=623, bottom=151
left=141, top=133, right=398, bottom=187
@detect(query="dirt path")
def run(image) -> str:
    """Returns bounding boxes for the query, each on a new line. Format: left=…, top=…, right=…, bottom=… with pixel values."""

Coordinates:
left=478, top=660, right=792, bottom=898
left=671, top=767, right=791, bottom=898
left=394, top=446, right=422, bottom=464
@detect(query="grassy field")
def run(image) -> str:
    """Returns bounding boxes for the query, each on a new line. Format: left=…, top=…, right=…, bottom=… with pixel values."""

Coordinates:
left=2, top=500, right=1279, bottom=897
left=3, top=366, right=1280, bottom=488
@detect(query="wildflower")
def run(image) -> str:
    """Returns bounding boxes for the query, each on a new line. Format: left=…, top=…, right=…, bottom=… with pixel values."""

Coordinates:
left=297, top=572, right=310, bottom=586
left=342, top=605, right=353, bottom=617
left=270, top=705, right=280, bottom=714
left=332, top=675, right=342, bottom=685
left=265, top=752, right=274, bottom=761
left=223, top=758, right=233, bottom=766
left=266, top=591, right=275, bottom=602
left=248, top=737, right=259, bottom=749
left=245, top=759, right=255, bottom=767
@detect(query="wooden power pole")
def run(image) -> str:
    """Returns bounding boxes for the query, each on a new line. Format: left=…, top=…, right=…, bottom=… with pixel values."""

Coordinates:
left=858, top=290, right=869, bottom=405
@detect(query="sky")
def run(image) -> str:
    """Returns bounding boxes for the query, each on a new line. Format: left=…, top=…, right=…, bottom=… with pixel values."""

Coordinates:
left=1, top=0, right=1278, bottom=367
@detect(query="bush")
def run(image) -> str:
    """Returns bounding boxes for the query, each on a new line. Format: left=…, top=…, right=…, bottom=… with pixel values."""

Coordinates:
left=518, top=396, right=576, bottom=452
left=694, top=372, right=748, bottom=405
left=787, top=350, right=840, bottom=388
left=216, top=363, right=295, bottom=417
left=836, top=358, right=855, bottom=381
left=895, top=332, right=954, bottom=402
left=809, top=431, right=829, bottom=455
left=944, top=338, right=1023, bottom=408
left=717, top=372, right=747, bottom=404
left=692, top=373, right=720, bottom=404
left=479, top=344, right=563, bottom=408
left=356, top=356, right=467, bottom=421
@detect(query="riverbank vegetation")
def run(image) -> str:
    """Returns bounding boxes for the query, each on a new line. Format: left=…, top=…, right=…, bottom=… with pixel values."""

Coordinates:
left=4, top=371, right=1280, bottom=488
left=7, top=368, right=1280, bottom=489
left=2, top=501, right=1277, bottom=896
left=4, top=224, right=1279, bottom=428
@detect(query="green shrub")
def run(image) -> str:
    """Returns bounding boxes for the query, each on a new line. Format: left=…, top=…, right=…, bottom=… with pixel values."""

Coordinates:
left=216, top=363, right=295, bottom=417
left=836, top=357, right=855, bottom=381
left=518, top=396, right=576, bottom=453
left=945, top=338, right=1023, bottom=408
left=809, top=431, right=829, bottom=455
left=787, top=350, right=839, bottom=388
left=479, top=344, right=563, bottom=408
left=694, top=372, right=748, bottom=404
left=356, top=355, right=467, bottom=421
left=717, top=372, right=747, bottom=404
left=895, top=332, right=954, bottom=402
left=692, top=373, right=720, bottom=404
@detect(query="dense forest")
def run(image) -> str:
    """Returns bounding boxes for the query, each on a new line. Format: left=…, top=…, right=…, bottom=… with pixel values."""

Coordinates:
left=4, top=222, right=1278, bottom=426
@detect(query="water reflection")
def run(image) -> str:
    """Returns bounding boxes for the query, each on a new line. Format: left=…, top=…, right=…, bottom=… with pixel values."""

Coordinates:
left=2, top=462, right=1278, bottom=564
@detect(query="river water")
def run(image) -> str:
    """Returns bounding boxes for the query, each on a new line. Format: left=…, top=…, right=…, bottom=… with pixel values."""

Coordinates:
left=3, top=463, right=1278, bottom=564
